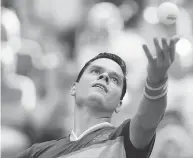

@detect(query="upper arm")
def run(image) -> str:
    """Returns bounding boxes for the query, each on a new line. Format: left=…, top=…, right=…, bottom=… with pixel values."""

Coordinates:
left=130, top=115, right=156, bottom=149
left=111, top=119, right=155, bottom=158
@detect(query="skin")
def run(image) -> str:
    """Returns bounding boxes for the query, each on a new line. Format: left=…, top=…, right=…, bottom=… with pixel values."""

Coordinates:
left=71, top=37, right=179, bottom=148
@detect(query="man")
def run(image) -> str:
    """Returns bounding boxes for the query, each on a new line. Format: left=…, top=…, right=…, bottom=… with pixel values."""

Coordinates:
left=18, top=38, right=178, bottom=158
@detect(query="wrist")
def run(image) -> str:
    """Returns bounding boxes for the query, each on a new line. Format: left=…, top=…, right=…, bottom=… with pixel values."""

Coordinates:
left=147, top=75, right=168, bottom=86
left=144, top=76, right=168, bottom=100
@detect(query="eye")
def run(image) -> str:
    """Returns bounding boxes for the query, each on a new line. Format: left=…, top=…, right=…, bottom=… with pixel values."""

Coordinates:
left=91, top=69, right=100, bottom=75
left=111, top=77, right=118, bottom=84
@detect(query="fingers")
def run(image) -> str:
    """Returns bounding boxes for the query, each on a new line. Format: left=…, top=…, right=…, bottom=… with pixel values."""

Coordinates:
left=145, top=38, right=179, bottom=64
left=142, top=44, right=153, bottom=62
left=170, top=38, right=180, bottom=62
left=154, top=38, right=164, bottom=61
left=169, top=39, right=175, bottom=61
left=161, top=38, right=170, bottom=61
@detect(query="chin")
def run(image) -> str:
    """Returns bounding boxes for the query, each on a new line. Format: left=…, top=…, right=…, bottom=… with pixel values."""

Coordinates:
left=87, top=92, right=105, bottom=107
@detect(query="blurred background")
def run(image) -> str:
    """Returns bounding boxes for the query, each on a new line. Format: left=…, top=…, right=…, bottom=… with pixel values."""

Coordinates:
left=1, top=0, right=193, bottom=157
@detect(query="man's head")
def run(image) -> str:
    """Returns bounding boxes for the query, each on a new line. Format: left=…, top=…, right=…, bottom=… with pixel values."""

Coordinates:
left=70, top=53, right=127, bottom=115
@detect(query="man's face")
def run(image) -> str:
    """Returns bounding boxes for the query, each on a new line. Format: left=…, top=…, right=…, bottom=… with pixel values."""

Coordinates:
left=72, top=58, right=124, bottom=113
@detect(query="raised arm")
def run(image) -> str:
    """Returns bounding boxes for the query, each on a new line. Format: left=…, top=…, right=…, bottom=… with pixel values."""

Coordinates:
left=130, top=38, right=179, bottom=149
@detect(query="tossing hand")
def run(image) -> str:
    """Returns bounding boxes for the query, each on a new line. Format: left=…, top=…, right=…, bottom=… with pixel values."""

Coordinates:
left=142, top=38, right=179, bottom=84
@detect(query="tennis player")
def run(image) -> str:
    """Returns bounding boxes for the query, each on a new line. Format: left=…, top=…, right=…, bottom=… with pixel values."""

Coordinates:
left=18, top=38, right=178, bottom=158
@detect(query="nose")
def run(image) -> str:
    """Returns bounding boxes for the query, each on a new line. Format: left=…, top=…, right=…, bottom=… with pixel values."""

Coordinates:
left=97, top=73, right=109, bottom=84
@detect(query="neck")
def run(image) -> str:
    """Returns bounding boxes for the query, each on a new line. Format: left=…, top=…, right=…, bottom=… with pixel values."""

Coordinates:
left=73, top=104, right=111, bottom=137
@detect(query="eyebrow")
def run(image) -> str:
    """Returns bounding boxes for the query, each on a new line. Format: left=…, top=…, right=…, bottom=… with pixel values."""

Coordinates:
left=111, top=72, right=123, bottom=80
left=89, top=64, right=123, bottom=80
left=89, top=65, right=103, bottom=70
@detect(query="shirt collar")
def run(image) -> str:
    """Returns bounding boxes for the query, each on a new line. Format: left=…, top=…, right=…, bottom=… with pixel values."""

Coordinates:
left=70, top=122, right=114, bottom=141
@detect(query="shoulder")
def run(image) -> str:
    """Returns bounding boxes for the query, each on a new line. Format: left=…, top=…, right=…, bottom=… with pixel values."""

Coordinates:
left=109, top=119, right=131, bottom=139
left=17, top=137, right=68, bottom=158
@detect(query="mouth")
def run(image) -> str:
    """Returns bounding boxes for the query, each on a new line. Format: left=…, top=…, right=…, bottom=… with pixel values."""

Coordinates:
left=92, top=83, right=108, bottom=93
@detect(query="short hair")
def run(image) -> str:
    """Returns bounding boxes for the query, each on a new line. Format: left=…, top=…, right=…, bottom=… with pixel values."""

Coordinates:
left=76, top=52, right=127, bottom=100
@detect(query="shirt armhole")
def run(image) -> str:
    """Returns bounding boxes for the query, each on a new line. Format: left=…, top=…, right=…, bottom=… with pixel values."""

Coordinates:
left=122, top=119, right=156, bottom=158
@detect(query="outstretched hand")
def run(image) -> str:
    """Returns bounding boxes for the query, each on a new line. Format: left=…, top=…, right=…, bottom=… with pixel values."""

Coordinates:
left=142, top=38, right=179, bottom=84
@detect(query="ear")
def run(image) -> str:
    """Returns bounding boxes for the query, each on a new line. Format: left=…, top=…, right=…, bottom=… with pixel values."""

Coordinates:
left=118, top=101, right=122, bottom=108
left=115, top=101, right=122, bottom=113
left=70, top=82, right=76, bottom=96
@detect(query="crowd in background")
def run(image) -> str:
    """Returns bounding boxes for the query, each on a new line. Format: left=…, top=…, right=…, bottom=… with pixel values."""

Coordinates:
left=1, top=0, right=193, bottom=157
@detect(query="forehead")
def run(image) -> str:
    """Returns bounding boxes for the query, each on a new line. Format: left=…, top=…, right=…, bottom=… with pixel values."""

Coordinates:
left=89, top=58, right=124, bottom=75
